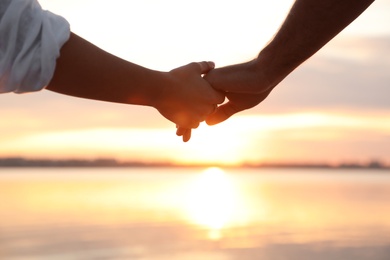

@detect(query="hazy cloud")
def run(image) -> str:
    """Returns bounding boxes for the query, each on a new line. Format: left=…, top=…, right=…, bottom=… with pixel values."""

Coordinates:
left=251, top=36, right=390, bottom=114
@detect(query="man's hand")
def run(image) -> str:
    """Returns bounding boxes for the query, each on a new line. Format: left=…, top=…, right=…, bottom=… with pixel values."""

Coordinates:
left=203, top=59, right=274, bottom=125
left=206, top=91, right=271, bottom=125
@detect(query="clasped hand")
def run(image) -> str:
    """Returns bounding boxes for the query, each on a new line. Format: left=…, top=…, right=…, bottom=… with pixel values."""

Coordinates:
left=167, top=59, right=274, bottom=142
left=153, top=61, right=223, bottom=142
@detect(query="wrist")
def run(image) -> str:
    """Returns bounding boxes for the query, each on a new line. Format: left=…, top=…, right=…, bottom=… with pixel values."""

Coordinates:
left=144, top=71, right=173, bottom=110
left=123, top=69, right=168, bottom=108
left=257, top=41, right=303, bottom=89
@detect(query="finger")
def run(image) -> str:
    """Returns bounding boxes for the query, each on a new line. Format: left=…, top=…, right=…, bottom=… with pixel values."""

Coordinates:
left=204, top=60, right=269, bottom=94
left=205, top=102, right=242, bottom=126
left=214, top=90, right=226, bottom=105
left=176, top=126, right=187, bottom=136
left=210, top=104, right=218, bottom=115
left=187, top=62, right=226, bottom=104
left=188, top=61, right=215, bottom=75
left=182, top=129, right=192, bottom=142
left=197, top=104, right=219, bottom=123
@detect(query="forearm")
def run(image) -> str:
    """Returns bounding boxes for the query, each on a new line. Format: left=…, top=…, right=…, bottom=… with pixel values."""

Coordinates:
left=258, top=0, right=375, bottom=87
left=47, top=33, right=223, bottom=129
left=47, top=32, right=164, bottom=107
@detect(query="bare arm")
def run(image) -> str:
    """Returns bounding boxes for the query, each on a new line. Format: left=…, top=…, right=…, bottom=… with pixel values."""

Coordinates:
left=259, top=0, right=375, bottom=88
left=205, top=0, right=375, bottom=125
left=47, top=33, right=224, bottom=130
left=48, top=33, right=165, bottom=105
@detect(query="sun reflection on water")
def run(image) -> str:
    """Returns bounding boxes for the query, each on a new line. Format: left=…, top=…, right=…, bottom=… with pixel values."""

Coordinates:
left=183, top=167, right=246, bottom=240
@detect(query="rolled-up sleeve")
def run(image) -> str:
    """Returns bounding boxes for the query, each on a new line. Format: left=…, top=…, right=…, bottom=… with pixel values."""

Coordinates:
left=0, top=0, right=70, bottom=93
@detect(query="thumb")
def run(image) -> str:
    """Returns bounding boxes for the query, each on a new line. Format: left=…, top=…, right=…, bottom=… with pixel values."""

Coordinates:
left=189, top=61, right=215, bottom=75
left=205, top=102, right=241, bottom=125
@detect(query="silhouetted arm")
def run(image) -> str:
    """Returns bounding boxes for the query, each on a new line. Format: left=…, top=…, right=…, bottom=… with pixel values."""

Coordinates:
left=205, top=0, right=375, bottom=125
left=47, top=33, right=224, bottom=130
left=259, top=0, right=375, bottom=88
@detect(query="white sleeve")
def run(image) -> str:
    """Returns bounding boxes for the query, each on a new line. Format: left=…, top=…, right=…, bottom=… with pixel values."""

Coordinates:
left=0, top=0, right=70, bottom=93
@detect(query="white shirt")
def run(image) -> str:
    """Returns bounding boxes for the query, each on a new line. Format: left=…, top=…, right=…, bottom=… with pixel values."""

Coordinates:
left=0, top=0, right=70, bottom=93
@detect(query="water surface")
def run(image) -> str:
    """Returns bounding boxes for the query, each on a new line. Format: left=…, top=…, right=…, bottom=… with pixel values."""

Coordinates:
left=1, top=167, right=390, bottom=259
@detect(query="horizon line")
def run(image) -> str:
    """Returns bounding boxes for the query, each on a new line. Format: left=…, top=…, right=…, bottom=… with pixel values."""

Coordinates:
left=0, top=157, right=388, bottom=169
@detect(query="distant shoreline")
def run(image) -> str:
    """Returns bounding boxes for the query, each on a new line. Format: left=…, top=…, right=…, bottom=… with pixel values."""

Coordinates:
left=0, top=157, right=388, bottom=170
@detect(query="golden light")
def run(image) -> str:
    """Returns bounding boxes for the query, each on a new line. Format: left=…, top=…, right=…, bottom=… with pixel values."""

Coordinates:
left=183, top=167, right=246, bottom=240
left=1, top=112, right=389, bottom=164
left=0, top=127, right=180, bottom=160
left=174, top=122, right=262, bottom=166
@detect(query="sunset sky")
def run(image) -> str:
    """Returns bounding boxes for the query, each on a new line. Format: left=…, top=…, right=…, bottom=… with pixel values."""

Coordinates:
left=0, top=0, right=389, bottom=166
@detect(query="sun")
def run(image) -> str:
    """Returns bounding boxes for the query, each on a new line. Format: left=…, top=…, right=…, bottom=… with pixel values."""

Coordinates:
left=174, top=122, right=256, bottom=166
left=183, top=167, right=246, bottom=239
